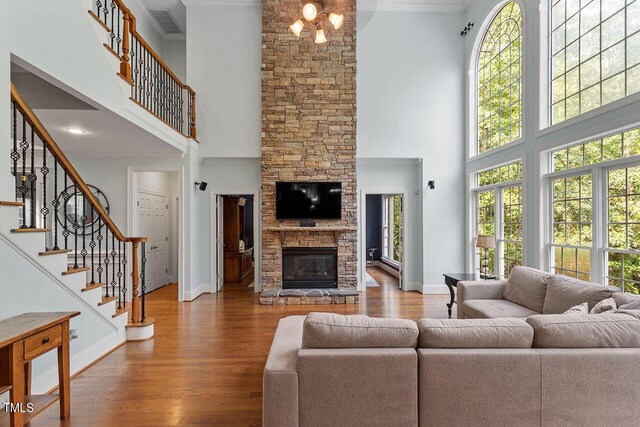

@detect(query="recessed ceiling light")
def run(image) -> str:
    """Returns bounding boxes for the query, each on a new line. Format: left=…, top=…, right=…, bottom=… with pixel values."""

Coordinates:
left=65, top=128, right=86, bottom=135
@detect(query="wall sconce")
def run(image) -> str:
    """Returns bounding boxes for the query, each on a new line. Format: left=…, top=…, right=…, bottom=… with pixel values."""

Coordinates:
left=195, top=182, right=208, bottom=191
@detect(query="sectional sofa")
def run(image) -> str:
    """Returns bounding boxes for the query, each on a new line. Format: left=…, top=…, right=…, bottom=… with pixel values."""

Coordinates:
left=263, top=267, right=640, bottom=426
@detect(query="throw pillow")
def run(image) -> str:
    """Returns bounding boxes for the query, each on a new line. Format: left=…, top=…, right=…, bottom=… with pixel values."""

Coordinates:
left=563, top=302, right=588, bottom=314
left=590, top=297, right=617, bottom=314
left=543, top=275, right=621, bottom=314
left=618, top=300, right=640, bottom=311
left=613, top=292, right=640, bottom=307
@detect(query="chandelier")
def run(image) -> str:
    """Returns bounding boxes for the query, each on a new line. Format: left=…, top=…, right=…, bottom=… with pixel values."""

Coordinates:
left=289, top=1, right=344, bottom=44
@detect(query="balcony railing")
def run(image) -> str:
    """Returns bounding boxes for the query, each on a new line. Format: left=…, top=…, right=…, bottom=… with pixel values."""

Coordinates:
left=89, top=0, right=196, bottom=139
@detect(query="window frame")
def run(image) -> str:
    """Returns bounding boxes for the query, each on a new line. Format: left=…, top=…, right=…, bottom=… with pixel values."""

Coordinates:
left=381, top=195, right=401, bottom=265
left=469, top=0, right=526, bottom=159
left=471, top=160, right=525, bottom=278
left=544, top=138, right=640, bottom=286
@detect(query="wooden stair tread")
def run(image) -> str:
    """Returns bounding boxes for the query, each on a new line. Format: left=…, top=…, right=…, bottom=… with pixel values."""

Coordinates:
left=0, top=201, right=24, bottom=207
left=125, top=317, right=156, bottom=328
left=98, top=296, right=118, bottom=306
left=82, top=283, right=105, bottom=292
left=0, top=385, right=11, bottom=394
left=11, top=228, right=50, bottom=233
left=39, top=249, right=73, bottom=256
left=62, top=267, right=91, bottom=275
left=113, top=307, right=129, bottom=318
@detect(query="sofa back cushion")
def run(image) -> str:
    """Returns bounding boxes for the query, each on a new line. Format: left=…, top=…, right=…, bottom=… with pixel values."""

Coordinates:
left=543, top=275, right=620, bottom=314
left=301, top=313, right=419, bottom=349
left=527, top=314, right=640, bottom=348
left=417, top=318, right=533, bottom=348
left=613, top=292, right=640, bottom=308
left=502, top=266, right=550, bottom=313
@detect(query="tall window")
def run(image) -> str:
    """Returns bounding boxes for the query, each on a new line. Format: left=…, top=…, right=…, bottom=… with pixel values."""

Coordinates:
left=382, top=195, right=402, bottom=263
left=473, top=161, right=524, bottom=277
left=477, top=2, right=523, bottom=154
left=547, top=127, right=640, bottom=292
left=550, top=0, right=640, bottom=125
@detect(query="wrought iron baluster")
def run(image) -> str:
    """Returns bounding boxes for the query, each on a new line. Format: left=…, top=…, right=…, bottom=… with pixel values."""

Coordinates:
left=41, top=143, right=50, bottom=233
left=97, top=218, right=104, bottom=289
left=63, top=172, right=70, bottom=249
left=28, top=128, right=36, bottom=228
left=104, top=227, right=110, bottom=297
left=102, top=0, right=109, bottom=28
left=81, top=203, right=87, bottom=268
left=116, top=7, right=121, bottom=55
left=11, top=101, right=18, bottom=179
left=73, top=182, right=79, bottom=269
left=89, top=207, right=95, bottom=283
left=117, top=240, right=123, bottom=309
left=95, top=0, right=102, bottom=20
left=122, top=242, right=127, bottom=309
left=19, top=116, right=28, bottom=227
left=52, top=162, right=59, bottom=250
left=111, top=233, right=117, bottom=300
left=141, top=242, right=146, bottom=322
left=110, top=0, right=116, bottom=49
left=131, top=38, right=137, bottom=98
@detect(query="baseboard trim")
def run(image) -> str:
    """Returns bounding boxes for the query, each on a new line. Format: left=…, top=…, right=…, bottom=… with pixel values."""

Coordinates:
left=32, top=333, right=124, bottom=395
left=183, top=283, right=208, bottom=301
left=377, top=262, right=400, bottom=279
left=420, top=284, right=450, bottom=295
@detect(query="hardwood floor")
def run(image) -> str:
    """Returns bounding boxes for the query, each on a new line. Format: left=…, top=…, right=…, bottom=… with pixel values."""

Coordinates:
left=31, top=281, right=452, bottom=426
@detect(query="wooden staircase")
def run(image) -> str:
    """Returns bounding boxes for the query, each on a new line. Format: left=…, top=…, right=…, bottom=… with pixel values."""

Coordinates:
left=3, top=84, right=155, bottom=341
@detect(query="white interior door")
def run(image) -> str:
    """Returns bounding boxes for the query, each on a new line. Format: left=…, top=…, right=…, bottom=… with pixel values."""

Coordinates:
left=216, top=195, right=225, bottom=291
left=138, top=191, right=169, bottom=293
left=398, top=195, right=404, bottom=290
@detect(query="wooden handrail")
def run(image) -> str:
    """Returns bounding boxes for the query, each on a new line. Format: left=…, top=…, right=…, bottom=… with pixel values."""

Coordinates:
left=10, top=84, right=140, bottom=244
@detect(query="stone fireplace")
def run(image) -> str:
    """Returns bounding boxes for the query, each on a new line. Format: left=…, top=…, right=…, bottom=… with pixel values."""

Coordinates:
left=260, top=0, right=357, bottom=304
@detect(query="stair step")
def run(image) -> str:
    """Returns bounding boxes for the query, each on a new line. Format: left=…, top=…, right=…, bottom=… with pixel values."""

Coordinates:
left=113, top=307, right=129, bottom=318
left=0, top=201, right=24, bottom=207
left=62, top=267, right=91, bottom=276
left=39, top=249, right=73, bottom=256
left=98, top=295, right=118, bottom=306
left=82, top=282, right=105, bottom=292
left=11, top=228, right=50, bottom=233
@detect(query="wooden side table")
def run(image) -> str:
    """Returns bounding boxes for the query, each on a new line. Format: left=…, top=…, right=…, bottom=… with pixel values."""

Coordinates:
left=443, top=273, right=481, bottom=318
left=0, top=312, right=80, bottom=427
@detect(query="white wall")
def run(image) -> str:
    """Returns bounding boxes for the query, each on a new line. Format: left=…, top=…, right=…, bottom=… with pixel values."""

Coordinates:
left=0, top=234, right=118, bottom=395
left=357, top=9, right=466, bottom=292
left=463, top=0, right=640, bottom=272
left=186, top=4, right=262, bottom=158
left=163, top=38, right=187, bottom=82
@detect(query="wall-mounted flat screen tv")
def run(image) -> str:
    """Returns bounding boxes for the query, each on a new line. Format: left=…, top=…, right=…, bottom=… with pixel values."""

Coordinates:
left=276, top=182, right=342, bottom=220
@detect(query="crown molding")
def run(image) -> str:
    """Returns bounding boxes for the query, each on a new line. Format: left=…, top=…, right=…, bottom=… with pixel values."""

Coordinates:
left=181, top=0, right=261, bottom=7
left=358, top=0, right=468, bottom=12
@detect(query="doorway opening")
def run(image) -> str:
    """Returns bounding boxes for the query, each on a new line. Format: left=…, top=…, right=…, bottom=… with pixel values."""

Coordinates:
left=130, top=170, right=180, bottom=297
left=364, top=193, right=404, bottom=290
left=215, top=194, right=256, bottom=292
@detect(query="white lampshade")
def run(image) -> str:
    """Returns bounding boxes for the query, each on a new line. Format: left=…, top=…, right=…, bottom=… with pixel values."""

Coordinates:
left=289, top=19, right=304, bottom=37
left=476, top=235, right=496, bottom=249
left=328, top=13, right=344, bottom=29
left=315, top=28, right=328, bottom=44
left=303, top=2, right=319, bottom=21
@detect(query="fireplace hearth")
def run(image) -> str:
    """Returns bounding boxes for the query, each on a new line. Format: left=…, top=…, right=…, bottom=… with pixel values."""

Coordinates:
left=282, top=247, right=338, bottom=289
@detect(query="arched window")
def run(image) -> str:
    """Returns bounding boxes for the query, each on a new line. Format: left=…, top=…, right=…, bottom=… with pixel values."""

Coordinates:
left=477, top=2, right=523, bottom=154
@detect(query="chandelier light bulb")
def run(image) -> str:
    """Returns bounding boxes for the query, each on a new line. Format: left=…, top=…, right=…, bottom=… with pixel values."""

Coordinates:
left=303, top=2, right=319, bottom=21
left=289, top=19, right=304, bottom=37
left=328, top=13, right=344, bottom=30
left=315, top=28, right=328, bottom=44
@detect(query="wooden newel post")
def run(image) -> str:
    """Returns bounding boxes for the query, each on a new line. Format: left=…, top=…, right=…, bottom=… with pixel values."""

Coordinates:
left=120, top=10, right=132, bottom=82
left=189, top=89, right=197, bottom=139
left=130, top=239, right=143, bottom=324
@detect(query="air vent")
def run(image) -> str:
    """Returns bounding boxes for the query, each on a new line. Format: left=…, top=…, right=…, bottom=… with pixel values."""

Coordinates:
left=149, top=9, right=184, bottom=35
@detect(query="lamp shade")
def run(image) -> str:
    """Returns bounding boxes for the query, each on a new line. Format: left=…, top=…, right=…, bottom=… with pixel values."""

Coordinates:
left=289, top=19, right=304, bottom=37
left=303, top=2, right=319, bottom=20
left=328, top=13, right=344, bottom=29
left=476, top=235, right=496, bottom=249
left=315, top=28, right=328, bottom=44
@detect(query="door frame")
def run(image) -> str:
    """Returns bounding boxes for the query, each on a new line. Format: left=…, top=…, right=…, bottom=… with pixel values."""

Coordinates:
left=127, top=166, right=185, bottom=301
left=359, top=190, right=408, bottom=293
left=209, top=189, right=261, bottom=293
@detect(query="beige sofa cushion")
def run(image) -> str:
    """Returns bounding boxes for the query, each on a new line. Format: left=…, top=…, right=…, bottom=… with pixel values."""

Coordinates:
left=527, top=314, right=640, bottom=348
left=462, top=299, right=540, bottom=319
left=543, top=275, right=620, bottom=314
left=417, top=318, right=533, bottom=348
left=503, top=266, right=550, bottom=313
left=301, top=312, right=419, bottom=349
left=613, top=292, right=640, bottom=307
